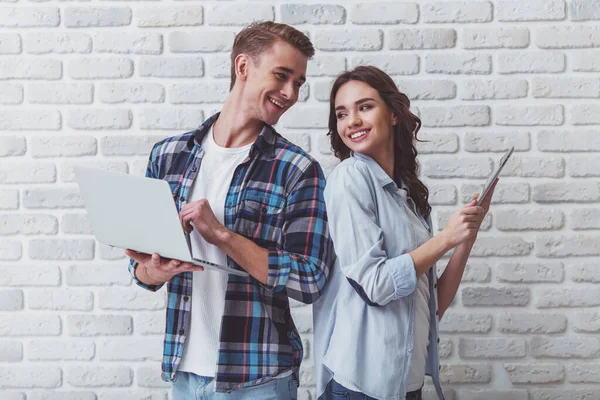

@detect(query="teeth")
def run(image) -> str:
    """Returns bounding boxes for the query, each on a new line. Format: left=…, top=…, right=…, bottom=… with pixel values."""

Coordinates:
left=269, top=97, right=284, bottom=109
left=350, top=130, right=367, bottom=139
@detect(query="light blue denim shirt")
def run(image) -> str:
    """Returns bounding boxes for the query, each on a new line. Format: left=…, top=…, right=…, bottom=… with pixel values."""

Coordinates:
left=313, top=152, right=444, bottom=400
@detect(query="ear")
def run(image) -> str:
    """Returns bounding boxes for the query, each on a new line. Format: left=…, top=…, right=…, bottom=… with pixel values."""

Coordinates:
left=235, top=53, right=251, bottom=83
left=391, top=113, right=399, bottom=127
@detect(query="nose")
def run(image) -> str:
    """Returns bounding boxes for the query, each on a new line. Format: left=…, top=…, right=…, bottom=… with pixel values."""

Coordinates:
left=280, top=81, right=296, bottom=102
left=348, top=112, right=361, bottom=128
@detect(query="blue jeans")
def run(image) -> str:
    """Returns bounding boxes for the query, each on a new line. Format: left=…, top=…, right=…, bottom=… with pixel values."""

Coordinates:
left=172, top=371, right=299, bottom=400
left=319, top=379, right=422, bottom=400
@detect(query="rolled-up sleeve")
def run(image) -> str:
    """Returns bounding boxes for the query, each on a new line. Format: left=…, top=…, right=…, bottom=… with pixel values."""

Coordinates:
left=325, top=162, right=417, bottom=306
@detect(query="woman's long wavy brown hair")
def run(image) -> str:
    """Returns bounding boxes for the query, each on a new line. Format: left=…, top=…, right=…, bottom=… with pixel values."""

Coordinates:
left=327, top=65, right=431, bottom=219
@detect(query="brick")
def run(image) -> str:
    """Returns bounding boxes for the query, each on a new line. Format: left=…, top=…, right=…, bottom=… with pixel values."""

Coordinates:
left=68, top=58, right=133, bottom=80
left=30, top=136, right=96, bottom=158
left=567, top=363, right=600, bottom=383
left=64, top=7, right=131, bottom=27
left=207, top=55, right=231, bottom=78
left=461, top=182, right=529, bottom=204
left=500, top=156, right=565, bottom=178
left=537, top=287, right=600, bottom=307
left=0, top=162, right=56, bottom=184
left=0, top=136, right=25, bottom=156
left=462, top=262, right=491, bottom=282
left=66, top=366, right=132, bottom=387
left=537, top=26, right=600, bottom=48
left=531, top=337, right=600, bottom=358
left=423, top=2, right=492, bottom=23
left=440, top=364, right=491, bottom=384
left=307, top=56, right=346, bottom=77
left=0, top=7, right=59, bottom=27
left=533, top=77, right=600, bottom=98
left=459, top=390, right=528, bottom=400
left=101, top=135, right=167, bottom=155
left=422, top=106, right=490, bottom=127
left=532, top=389, right=600, bottom=400
left=352, top=54, right=419, bottom=75
left=137, top=366, right=170, bottom=388
left=534, top=182, right=599, bottom=203
left=0, top=341, right=21, bottom=362
left=68, top=315, right=132, bottom=336
left=464, top=132, right=530, bottom=153
left=98, top=243, right=127, bottom=261
left=61, top=160, right=128, bottom=183
left=98, top=83, right=164, bottom=104
left=0, top=265, right=60, bottom=287
left=463, top=27, right=529, bottom=49
left=208, top=4, right=273, bottom=26
left=539, top=130, right=600, bottom=152
left=0, top=394, right=23, bottom=400
left=0, top=289, right=23, bottom=310
left=28, top=393, right=95, bottom=400
left=537, top=235, right=600, bottom=257
left=0, top=214, right=57, bottom=235
left=395, top=79, right=456, bottom=100
left=496, top=105, right=563, bottom=126
left=280, top=106, right=328, bottom=129
left=0, top=84, right=23, bottom=105
left=439, top=338, right=452, bottom=358
left=462, top=287, right=529, bottom=306
left=169, top=31, right=235, bottom=53
left=498, top=313, right=567, bottom=334
left=99, top=337, right=162, bottom=361
left=99, top=288, right=166, bottom=310
left=29, top=289, right=93, bottom=311
left=462, top=79, right=528, bottom=100
left=135, top=312, right=165, bottom=335
left=389, top=28, right=456, bottom=50
left=23, top=33, right=91, bottom=54
left=458, top=338, right=526, bottom=359
left=68, top=109, right=132, bottom=130
left=572, top=262, right=600, bottom=283
left=416, top=133, right=458, bottom=154
left=571, top=208, right=600, bottom=230
left=136, top=6, right=203, bottom=27
left=0, top=33, right=20, bottom=54
left=571, top=104, right=600, bottom=125
left=496, top=261, right=564, bottom=282
left=424, top=51, right=491, bottom=74
left=29, top=239, right=94, bottom=260
left=282, top=4, right=345, bottom=24
left=573, top=51, right=600, bottom=71
left=439, top=313, right=492, bottom=333
left=0, top=190, right=18, bottom=210
left=569, top=155, right=600, bottom=178
left=505, top=363, right=564, bottom=384
left=66, top=264, right=131, bottom=286
left=0, top=366, right=61, bottom=388
left=0, top=110, right=61, bottom=131
left=573, top=312, right=600, bottom=332
left=59, top=214, right=90, bottom=235
left=497, top=0, right=565, bottom=21
left=312, top=79, right=334, bottom=102
left=423, top=157, right=492, bottom=179
left=471, top=237, right=533, bottom=256
left=498, top=51, right=565, bottom=73
left=170, top=82, right=229, bottom=104
left=140, top=56, right=204, bottom=78
left=28, top=340, right=94, bottom=361
left=95, top=32, right=162, bottom=55
left=0, top=58, right=61, bottom=80
left=570, top=0, right=600, bottom=20
left=27, top=83, right=93, bottom=105
left=0, top=315, right=61, bottom=336
left=351, top=3, right=418, bottom=24
left=315, top=29, right=382, bottom=51
left=429, top=185, right=457, bottom=205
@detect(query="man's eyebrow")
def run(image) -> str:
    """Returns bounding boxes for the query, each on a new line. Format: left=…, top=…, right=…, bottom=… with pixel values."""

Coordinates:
left=276, top=66, right=306, bottom=82
left=335, top=97, right=376, bottom=111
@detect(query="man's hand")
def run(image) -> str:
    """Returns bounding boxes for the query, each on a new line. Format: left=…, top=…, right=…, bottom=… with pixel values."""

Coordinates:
left=125, top=249, right=204, bottom=286
left=179, top=199, right=229, bottom=246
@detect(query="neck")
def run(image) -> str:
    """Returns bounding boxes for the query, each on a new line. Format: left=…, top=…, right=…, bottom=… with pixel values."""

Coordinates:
left=372, top=146, right=395, bottom=182
left=212, top=88, right=264, bottom=148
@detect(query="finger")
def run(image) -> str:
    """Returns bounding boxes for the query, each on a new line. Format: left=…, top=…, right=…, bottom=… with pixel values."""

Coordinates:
left=462, top=206, right=483, bottom=215
left=167, top=258, right=182, bottom=271
left=151, top=253, right=162, bottom=267
left=125, top=249, right=150, bottom=264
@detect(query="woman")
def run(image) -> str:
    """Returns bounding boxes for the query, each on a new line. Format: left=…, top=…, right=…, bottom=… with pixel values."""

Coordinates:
left=313, top=66, right=496, bottom=400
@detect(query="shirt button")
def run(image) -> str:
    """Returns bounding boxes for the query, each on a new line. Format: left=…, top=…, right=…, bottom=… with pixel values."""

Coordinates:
left=435, top=310, right=439, bottom=316
left=183, top=296, right=189, bottom=302
left=191, top=166, right=197, bottom=172
left=434, top=283, right=438, bottom=289
left=437, top=338, right=440, bottom=343
left=262, top=207, right=268, bottom=213
left=179, top=329, right=185, bottom=335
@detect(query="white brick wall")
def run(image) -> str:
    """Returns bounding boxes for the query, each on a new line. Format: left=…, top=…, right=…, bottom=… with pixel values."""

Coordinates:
left=1, top=1, right=599, bottom=399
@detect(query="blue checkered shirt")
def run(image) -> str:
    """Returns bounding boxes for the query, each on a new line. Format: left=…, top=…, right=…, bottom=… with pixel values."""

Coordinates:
left=128, top=113, right=334, bottom=392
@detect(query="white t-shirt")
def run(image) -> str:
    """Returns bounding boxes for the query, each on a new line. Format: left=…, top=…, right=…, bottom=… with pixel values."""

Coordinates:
left=178, top=125, right=252, bottom=377
left=407, top=272, right=431, bottom=392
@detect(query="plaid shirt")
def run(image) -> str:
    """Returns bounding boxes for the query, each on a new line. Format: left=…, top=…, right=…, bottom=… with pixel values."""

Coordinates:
left=128, top=113, right=333, bottom=392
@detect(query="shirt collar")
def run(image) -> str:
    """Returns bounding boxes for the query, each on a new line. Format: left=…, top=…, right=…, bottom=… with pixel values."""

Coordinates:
left=188, top=112, right=277, bottom=158
left=351, top=151, right=408, bottom=191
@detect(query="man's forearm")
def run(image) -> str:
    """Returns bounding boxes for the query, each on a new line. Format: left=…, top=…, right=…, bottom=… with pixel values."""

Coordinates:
left=217, top=229, right=269, bottom=284
left=134, top=262, right=161, bottom=286
left=437, top=240, right=475, bottom=318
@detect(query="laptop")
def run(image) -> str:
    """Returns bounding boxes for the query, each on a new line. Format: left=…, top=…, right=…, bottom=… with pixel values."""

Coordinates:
left=74, top=166, right=248, bottom=277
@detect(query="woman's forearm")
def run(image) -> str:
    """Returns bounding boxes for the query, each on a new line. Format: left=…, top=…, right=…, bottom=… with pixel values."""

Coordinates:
left=437, top=240, right=475, bottom=318
left=409, top=231, right=453, bottom=277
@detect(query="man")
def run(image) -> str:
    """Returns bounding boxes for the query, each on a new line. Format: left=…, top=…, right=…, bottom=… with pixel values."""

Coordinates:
left=125, top=22, right=333, bottom=399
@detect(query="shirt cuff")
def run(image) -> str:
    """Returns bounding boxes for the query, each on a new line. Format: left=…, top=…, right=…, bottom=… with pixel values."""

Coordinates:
left=389, top=253, right=418, bottom=300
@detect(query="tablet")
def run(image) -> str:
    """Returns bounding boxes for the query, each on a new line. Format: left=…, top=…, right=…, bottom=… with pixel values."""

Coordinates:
left=477, top=146, right=514, bottom=206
